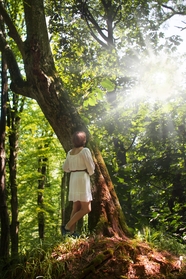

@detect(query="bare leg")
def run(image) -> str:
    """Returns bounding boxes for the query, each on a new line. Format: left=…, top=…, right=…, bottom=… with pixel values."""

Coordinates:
left=65, top=201, right=91, bottom=232
left=68, top=201, right=81, bottom=232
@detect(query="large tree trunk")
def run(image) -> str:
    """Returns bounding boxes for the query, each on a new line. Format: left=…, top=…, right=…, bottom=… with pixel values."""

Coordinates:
left=0, top=0, right=130, bottom=238
left=89, top=144, right=129, bottom=237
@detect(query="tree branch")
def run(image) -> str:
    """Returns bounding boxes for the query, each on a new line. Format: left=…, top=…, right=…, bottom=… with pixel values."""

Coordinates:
left=77, top=0, right=114, bottom=47
left=0, top=31, right=32, bottom=98
left=162, top=3, right=186, bottom=15
left=85, top=18, right=109, bottom=48
left=0, top=2, right=25, bottom=59
left=113, top=4, right=122, bottom=30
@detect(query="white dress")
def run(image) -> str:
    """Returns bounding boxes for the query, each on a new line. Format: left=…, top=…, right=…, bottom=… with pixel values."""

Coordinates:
left=62, top=148, right=95, bottom=202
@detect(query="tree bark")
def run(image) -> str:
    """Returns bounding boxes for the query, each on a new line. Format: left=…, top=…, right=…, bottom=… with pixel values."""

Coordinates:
left=0, top=0, right=130, bottom=238
left=38, top=155, right=48, bottom=240
left=7, top=101, right=19, bottom=257
left=0, top=52, right=10, bottom=258
left=7, top=92, right=24, bottom=258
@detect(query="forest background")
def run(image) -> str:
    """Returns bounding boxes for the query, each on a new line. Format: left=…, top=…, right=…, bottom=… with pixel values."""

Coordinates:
left=0, top=0, right=186, bottom=274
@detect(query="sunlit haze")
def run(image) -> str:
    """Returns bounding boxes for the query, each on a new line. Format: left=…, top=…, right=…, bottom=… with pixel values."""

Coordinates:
left=135, top=53, right=182, bottom=102
left=123, top=15, right=186, bottom=105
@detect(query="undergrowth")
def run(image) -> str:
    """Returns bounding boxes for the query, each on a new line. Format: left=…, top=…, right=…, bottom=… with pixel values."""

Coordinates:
left=135, top=226, right=186, bottom=256
left=1, top=228, right=186, bottom=279
left=0, top=236, right=88, bottom=279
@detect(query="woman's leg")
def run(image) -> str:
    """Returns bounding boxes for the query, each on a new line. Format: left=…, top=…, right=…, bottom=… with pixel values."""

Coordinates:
left=68, top=201, right=81, bottom=232
left=65, top=201, right=91, bottom=232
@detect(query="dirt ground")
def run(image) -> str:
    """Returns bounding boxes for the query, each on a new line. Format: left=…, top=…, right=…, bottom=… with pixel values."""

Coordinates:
left=52, top=236, right=186, bottom=279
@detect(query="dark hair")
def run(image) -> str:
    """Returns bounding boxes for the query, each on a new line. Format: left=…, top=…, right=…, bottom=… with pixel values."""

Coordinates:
left=72, top=131, right=86, bottom=148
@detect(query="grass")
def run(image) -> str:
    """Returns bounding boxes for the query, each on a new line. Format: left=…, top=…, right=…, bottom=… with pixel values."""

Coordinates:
left=135, top=226, right=186, bottom=256
left=1, top=229, right=186, bottom=279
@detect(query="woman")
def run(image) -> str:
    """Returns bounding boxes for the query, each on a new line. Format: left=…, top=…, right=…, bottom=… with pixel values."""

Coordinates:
left=62, top=131, right=95, bottom=236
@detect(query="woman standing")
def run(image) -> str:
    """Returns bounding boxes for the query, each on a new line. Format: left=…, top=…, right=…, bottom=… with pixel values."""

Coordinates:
left=62, top=131, right=95, bottom=236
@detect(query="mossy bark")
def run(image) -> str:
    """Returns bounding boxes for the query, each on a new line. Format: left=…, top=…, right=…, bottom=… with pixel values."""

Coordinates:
left=89, top=144, right=130, bottom=237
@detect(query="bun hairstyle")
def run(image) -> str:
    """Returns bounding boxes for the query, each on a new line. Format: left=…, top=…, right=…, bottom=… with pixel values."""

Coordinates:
left=72, top=131, right=87, bottom=148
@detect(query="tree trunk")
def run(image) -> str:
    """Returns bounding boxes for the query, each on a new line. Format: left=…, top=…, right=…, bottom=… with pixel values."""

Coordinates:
left=8, top=115, right=19, bottom=257
left=7, top=93, right=23, bottom=257
left=38, top=155, right=48, bottom=240
left=0, top=0, right=130, bottom=238
left=88, top=144, right=129, bottom=237
left=0, top=52, right=10, bottom=258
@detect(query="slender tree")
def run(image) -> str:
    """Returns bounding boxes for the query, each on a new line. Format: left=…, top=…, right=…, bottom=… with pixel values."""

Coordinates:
left=37, top=153, right=48, bottom=240
left=0, top=51, right=9, bottom=259
left=5, top=86, right=25, bottom=257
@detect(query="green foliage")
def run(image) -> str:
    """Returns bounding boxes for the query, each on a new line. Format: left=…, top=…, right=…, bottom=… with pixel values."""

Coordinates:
left=135, top=227, right=186, bottom=256
left=14, top=99, right=65, bottom=250
left=96, top=55, right=186, bottom=236
left=22, top=248, right=65, bottom=279
left=1, top=241, right=66, bottom=279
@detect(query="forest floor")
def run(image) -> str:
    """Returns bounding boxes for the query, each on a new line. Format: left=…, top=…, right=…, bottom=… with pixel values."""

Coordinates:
left=51, top=235, right=186, bottom=279
left=2, top=234, right=186, bottom=279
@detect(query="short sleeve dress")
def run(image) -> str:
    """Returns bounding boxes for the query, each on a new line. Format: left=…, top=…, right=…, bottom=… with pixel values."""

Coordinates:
left=62, top=147, right=95, bottom=202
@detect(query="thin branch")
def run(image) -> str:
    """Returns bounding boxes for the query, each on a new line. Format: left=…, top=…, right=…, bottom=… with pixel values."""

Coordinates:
left=162, top=3, right=186, bottom=16
left=85, top=18, right=109, bottom=48
left=84, top=7, right=108, bottom=42
left=113, top=5, right=122, bottom=30
left=77, top=0, right=113, bottom=47
left=175, top=20, right=186, bottom=31
left=158, top=13, right=177, bottom=29
left=126, top=135, right=137, bottom=152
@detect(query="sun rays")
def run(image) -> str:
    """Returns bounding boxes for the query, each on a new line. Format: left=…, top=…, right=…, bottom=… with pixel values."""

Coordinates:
left=134, top=52, right=182, bottom=102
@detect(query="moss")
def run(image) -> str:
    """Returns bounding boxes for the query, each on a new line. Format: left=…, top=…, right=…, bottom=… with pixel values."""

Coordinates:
left=80, top=249, right=114, bottom=278
left=118, top=207, right=132, bottom=237
left=95, top=216, right=109, bottom=233
left=91, top=249, right=113, bottom=266
left=81, top=265, right=95, bottom=276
